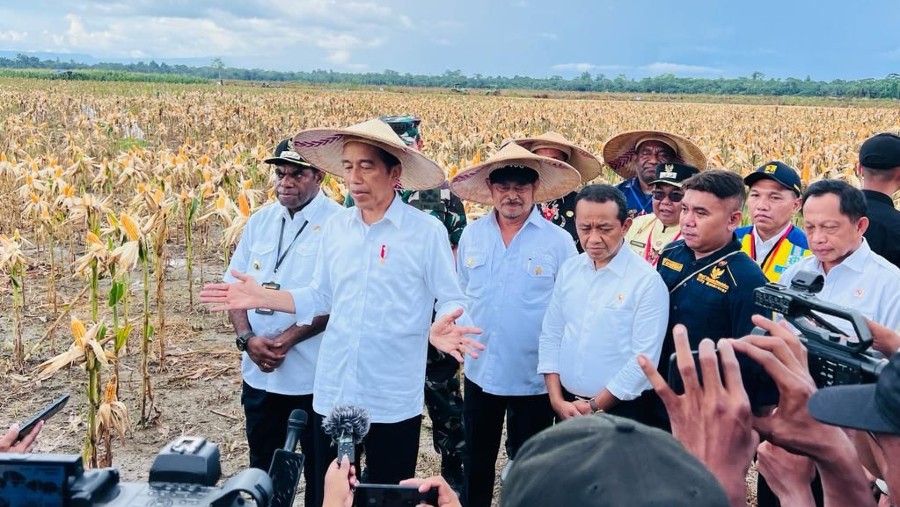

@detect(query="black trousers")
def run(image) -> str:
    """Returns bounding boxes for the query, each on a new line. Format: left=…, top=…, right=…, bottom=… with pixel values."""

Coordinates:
left=241, top=382, right=316, bottom=507
left=463, top=378, right=555, bottom=507
left=311, top=411, right=422, bottom=507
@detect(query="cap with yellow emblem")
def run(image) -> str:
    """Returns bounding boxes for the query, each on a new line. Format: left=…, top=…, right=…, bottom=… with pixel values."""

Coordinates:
left=743, top=161, right=802, bottom=197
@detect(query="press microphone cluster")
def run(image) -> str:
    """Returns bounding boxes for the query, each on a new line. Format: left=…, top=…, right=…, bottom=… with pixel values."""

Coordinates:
left=322, top=405, right=371, bottom=466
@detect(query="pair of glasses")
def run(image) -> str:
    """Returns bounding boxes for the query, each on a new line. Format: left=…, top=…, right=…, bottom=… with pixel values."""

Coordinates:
left=651, top=190, right=685, bottom=202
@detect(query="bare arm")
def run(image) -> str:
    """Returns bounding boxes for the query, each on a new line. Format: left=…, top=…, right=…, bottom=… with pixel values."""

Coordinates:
left=200, top=270, right=297, bottom=313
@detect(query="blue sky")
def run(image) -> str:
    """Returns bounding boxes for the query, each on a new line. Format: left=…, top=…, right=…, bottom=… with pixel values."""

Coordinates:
left=1, top=0, right=899, bottom=80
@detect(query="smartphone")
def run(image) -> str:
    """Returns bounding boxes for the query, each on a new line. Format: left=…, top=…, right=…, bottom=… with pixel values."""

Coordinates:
left=667, top=350, right=778, bottom=415
left=16, top=394, right=70, bottom=442
left=353, top=483, right=439, bottom=506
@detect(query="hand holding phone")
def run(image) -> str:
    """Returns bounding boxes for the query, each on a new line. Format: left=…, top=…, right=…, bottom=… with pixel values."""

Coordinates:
left=16, top=394, right=70, bottom=443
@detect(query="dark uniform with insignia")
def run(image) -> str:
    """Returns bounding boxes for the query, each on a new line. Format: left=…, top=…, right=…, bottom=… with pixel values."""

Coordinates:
left=645, top=237, right=770, bottom=430
left=539, top=191, right=581, bottom=252
left=656, top=237, right=767, bottom=377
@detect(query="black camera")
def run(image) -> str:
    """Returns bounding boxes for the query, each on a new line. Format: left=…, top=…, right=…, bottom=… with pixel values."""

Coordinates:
left=0, top=436, right=273, bottom=507
left=753, top=271, right=887, bottom=387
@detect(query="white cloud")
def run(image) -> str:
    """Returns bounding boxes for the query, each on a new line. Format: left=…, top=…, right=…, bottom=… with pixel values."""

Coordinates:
left=551, top=62, right=597, bottom=72
left=641, top=62, right=722, bottom=76
left=0, top=30, right=27, bottom=41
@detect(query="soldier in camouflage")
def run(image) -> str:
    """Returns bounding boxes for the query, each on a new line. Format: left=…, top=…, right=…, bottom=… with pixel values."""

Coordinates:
left=344, top=115, right=467, bottom=489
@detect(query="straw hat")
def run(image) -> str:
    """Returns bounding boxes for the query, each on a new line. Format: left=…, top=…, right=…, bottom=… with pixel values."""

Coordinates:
left=291, top=119, right=445, bottom=191
left=602, top=130, right=707, bottom=179
left=450, top=143, right=581, bottom=205
left=503, top=132, right=603, bottom=182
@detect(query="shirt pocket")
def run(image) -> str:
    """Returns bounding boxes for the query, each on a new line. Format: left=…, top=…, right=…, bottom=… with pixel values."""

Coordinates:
left=288, top=242, right=319, bottom=284
left=248, top=240, right=276, bottom=275
left=461, top=250, right=489, bottom=299
left=520, top=253, right=556, bottom=306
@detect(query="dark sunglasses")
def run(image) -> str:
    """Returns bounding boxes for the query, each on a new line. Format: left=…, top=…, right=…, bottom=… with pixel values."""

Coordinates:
left=651, top=190, right=685, bottom=202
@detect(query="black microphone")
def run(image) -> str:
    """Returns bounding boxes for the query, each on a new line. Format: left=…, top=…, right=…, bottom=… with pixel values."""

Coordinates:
left=282, top=409, right=307, bottom=453
left=322, top=405, right=371, bottom=466
left=268, top=409, right=307, bottom=507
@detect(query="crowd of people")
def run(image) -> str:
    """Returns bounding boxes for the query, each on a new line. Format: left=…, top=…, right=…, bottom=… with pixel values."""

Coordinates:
left=6, top=118, right=899, bottom=507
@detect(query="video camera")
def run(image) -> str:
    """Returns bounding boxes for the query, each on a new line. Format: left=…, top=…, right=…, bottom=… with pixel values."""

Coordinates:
left=0, top=410, right=307, bottom=507
left=754, top=271, right=888, bottom=387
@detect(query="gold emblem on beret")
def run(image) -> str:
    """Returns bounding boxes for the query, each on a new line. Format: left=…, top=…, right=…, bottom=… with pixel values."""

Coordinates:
left=764, top=164, right=778, bottom=174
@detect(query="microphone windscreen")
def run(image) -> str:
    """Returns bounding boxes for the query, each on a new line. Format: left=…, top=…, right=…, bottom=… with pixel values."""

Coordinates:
left=322, top=405, right=371, bottom=443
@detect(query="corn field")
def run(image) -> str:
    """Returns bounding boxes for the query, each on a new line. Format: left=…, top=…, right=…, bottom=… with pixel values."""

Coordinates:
left=0, top=77, right=897, bottom=467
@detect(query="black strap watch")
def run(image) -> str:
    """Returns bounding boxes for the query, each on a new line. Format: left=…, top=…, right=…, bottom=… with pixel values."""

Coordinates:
left=236, top=331, right=254, bottom=352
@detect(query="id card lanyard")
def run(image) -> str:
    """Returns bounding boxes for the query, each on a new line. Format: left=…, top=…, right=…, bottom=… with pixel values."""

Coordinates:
left=273, top=217, right=309, bottom=274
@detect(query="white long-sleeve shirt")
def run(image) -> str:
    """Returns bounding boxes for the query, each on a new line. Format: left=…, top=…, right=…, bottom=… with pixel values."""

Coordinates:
left=779, top=238, right=900, bottom=335
left=225, top=191, right=342, bottom=395
left=457, top=206, right=577, bottom=396
left=288, top=195, right=470, bottom=423
left=538, top=245, right=669, bottom=400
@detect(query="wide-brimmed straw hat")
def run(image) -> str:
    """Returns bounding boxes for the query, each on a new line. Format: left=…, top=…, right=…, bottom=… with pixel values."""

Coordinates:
left=291, top=119, right=445, bottom=191
left=602, top=130, right=707, bottom=179
left=503, top=132, right=603, bottom=182
left=450, top=143, right=581, bottom=205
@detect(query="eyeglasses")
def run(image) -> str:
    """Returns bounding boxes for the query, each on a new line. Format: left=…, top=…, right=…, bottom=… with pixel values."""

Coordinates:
left=651, top=190, right=685, bottom=202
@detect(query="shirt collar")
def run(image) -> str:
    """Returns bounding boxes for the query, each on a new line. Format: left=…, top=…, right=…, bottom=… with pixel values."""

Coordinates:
left=351, top=192, right=404, bottom=228
left=820, top=237, right=870, bottom=274
left=752, top=222, right=792, bottom=248
left=488, top=204, right=545, bottom=229
left=863, top=189, right=895, bottom=206
left=579, top=241, right=631, bottom=275
left=280, top=190, right=326, bottom=222
left=690, top=235, right=742, bottom=263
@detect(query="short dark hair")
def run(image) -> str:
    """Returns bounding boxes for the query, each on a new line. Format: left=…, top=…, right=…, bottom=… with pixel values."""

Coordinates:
left=802, top=179, right=867, bottom=222
left=488, top=166, right=539, bottom=185
left=374, top=146, right=401, bottom=169
left=681, top=169, right=746, bottom=211
left=574, top=184, right=628, bottom=224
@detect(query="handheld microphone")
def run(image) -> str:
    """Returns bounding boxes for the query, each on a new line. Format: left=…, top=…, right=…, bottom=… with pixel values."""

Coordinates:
left=322, top=405, right=371, bottom=466
left=267, top=409, right=307, bottom=507
left=282, top=409, right=308, bottom=452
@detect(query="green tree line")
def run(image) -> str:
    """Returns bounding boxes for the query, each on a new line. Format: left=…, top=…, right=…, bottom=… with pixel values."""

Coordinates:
left=4, top=53, right=900, bottom=98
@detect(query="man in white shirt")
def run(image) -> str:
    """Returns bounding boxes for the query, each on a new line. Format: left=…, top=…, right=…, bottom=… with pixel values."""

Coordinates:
left=780, top=179, right=900, bottom=334
left=226, top=139, right=342, bottom=506
left=450, top=142, right=581, bottom=507
left=201, top=119, right=482, bottom=506
left=539, top=184, right=669, bottom=422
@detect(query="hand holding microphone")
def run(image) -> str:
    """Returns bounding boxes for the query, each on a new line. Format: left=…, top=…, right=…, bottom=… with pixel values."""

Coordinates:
left=322, top=405, right=371, bottom=467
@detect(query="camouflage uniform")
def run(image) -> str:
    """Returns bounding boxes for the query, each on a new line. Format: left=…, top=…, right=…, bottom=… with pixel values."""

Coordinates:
left=344, top=116, right=468, bottom=486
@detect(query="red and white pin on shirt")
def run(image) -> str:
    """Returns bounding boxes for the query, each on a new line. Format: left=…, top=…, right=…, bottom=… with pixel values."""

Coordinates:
left=380, top=244, right=387, bottom=265
left=854, top=288, right=865, bottom=298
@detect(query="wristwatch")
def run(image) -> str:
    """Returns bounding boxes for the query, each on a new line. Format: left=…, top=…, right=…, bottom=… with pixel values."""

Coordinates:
left=236, top=331, right=254, bottom=352
left=589, top=398, right=601, bottom=414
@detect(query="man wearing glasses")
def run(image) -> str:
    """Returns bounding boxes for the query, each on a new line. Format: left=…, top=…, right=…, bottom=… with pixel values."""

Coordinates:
left=624, top=163, right=701, bottom=266
left=225, top=139, right=343, bottom=506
